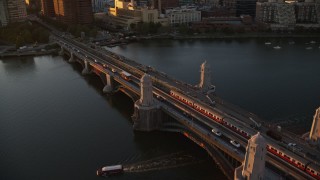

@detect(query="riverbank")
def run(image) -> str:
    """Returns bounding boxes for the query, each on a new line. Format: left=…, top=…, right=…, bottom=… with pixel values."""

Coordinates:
left=138, top=32, right=320, bottom=40
left=0, top=49, right=58, bottom=58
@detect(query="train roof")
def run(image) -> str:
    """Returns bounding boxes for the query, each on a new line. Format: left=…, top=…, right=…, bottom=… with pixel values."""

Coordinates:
left=101, top=165, right=123, bottom=171
left=268, top=142, right=310, bottom=164
left=307, top=162, right=320, bottom=171
left=223, top=117, right=257, bottom=135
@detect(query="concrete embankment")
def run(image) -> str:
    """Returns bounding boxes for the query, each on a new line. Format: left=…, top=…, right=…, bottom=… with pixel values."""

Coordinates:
left=0, top=49, right=58, bottom=58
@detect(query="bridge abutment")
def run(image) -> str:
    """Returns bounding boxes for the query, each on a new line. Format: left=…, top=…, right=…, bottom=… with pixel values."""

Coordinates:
left=81, top=60, right=91, bottom=75
left=197, top=61, right=215, bottom=95
left=103, top=74, right=113, bottom=93
left=68, top=52, right=75, bottom=63
left=58, top=46, right=64, bottom=56
left=132, top=74, right=162, bottom=131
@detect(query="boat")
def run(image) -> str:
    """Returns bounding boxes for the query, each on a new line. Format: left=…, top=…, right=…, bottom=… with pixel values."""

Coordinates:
left=288, top=41, right=295, bottom=45
left=97, top=165, right=123, bottom=177
left=273, top=46, right=281, bottom=50
left=306, top=47, right=313, bottom=50
left=310, top=41, right=316, bottom=44
left=265, top=42, right=272, bottom=45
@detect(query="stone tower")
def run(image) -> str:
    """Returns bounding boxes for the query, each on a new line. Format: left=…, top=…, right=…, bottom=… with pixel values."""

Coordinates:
left=235, top=132, right=266, bottom=180
left=198, top=61, right=215, bottom=94
left=139, top=74, right=155, bottom=106
left=132, top=74, right=162, bottom=131
left=309, top=107, right=320, bottom=145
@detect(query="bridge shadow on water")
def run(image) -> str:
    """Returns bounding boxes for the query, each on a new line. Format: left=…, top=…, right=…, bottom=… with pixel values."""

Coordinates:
left=65, top=56, right=134, bottom=119
left=63, top=56, right=226, bottom=179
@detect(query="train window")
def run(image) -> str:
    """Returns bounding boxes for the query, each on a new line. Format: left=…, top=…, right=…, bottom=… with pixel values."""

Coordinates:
left=279, top=152, right=282, bottom=155
left=298, top=162, right=301, bottom=165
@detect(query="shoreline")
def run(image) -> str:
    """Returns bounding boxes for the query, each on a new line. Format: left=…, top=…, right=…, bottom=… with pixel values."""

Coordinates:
left=139, top=33, right=320, bottom=40
left=0, top=49, right=58, bottom=58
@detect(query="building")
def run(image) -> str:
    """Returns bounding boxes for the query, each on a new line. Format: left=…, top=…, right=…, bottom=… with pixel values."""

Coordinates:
left=0, top=0, right=9, bottom=26
left=152, top=0, right=179, bottom=12
left=234, top=132, right=267, bottom=180
left=108, top=0, right=168, bottom=29
left=92, top=0, right=110, bottom=12
left=236, top=0, right=257, bottom=17
left=256, top=0, right=296, bottom=30
left=5, top=0, right=27, bottom=22
left=41, top=0, right=55, bottom=17
left=165, top=6, right=201, bottom=26
left=179, top=0, right=193, bottom=6
left=296, top=0, right=317, bottom=23
left=53, top=0, right=93, bottom=24
left=192, top=16, right=253, bottom=32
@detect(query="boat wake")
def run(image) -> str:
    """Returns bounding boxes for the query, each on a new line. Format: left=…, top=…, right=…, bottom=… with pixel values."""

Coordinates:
left=123, top=152, right=204, bottom=173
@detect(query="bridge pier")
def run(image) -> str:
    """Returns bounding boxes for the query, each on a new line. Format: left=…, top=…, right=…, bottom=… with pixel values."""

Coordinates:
left=68, top=52, right=75, bottom=63
left=132, top=74, right=162, bottom=131
left=103, top=73, right=113, bottom=93
left=58, top=46, right=64, bottom=56
left=81, top=60, right=91, bottom=75
left=197, top=61, right=215, bottom=95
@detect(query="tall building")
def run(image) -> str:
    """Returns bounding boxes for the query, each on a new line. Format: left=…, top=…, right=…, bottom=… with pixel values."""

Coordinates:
left=295, top=0, right=318, bottom=23
left=0, top=0, right=9, bottom=26
left=179, top=0, right=193, bottom=6
left=236, top=0, right=257, bottom=17
left=53, top=0, right=93, bottom=24
left=153, top=0, right=179, bottom=11
left=6, top=0, right=27, bottom=22
left=91, top=0, right=109, bottom=12
left=41, top=0, right=55, bottom=17
left=256, top=0, right=296, bottom=30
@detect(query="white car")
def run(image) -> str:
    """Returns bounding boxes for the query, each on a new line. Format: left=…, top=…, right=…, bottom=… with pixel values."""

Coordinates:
left=211, top=129, right=222, bottom=136
left=288, top=143, right=296, bottom=147
left=230, top=140, right=240, bottom=148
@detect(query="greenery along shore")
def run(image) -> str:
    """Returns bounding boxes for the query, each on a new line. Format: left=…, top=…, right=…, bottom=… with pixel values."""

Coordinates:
left=0, top=22, right=50, bottom=48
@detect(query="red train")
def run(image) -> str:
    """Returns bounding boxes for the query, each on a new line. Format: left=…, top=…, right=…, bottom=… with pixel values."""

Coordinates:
left=170, top=90, right=320, bottom=179
left=170, top=90, right=252, bottom=139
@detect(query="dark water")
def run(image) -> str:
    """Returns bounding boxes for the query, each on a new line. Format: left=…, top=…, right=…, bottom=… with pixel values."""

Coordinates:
left=109, top=38, right=320, bottom=131
left=1, top=38, right=320, bottom=180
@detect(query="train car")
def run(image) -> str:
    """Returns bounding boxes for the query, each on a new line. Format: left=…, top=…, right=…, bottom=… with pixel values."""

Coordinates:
left=306, top=163, right=320, bottom=180
left=169, top=90, right=224, bottom=123
left=171, top=89, right=320, bottom=179
left=120, top=71, right=132, bottom=81
left=267, top=143, right=309, bottom=171
left=222, top=117, right=252, bottom=139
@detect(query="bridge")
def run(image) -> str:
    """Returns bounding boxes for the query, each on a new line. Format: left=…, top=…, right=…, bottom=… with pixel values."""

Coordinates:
left=33, top=17, right=320, bottom=180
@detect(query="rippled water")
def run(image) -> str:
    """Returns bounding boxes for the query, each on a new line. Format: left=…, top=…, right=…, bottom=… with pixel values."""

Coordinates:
left=1, top=38, right=320, bottom=180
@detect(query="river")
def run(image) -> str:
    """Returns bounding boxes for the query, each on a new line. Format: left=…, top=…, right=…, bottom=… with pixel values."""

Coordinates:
left=1, top=38, right=320, bottom=180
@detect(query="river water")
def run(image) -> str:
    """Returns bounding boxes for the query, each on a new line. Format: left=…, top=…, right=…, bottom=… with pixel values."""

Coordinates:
left=1, top=38, right=320, bottom=180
